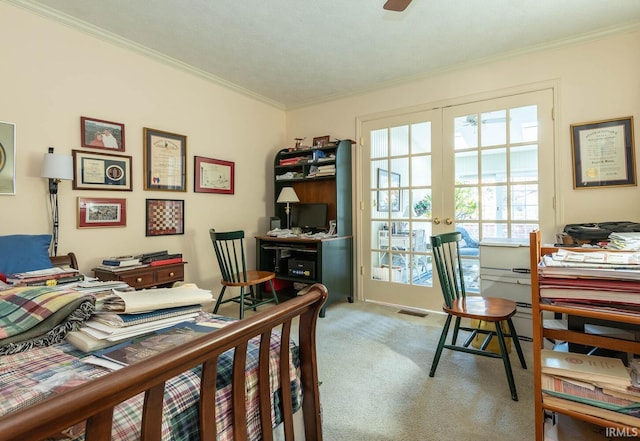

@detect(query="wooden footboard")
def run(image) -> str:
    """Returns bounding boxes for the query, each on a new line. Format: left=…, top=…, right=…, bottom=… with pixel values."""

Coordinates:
left=0, top=283, right=327, bottom=441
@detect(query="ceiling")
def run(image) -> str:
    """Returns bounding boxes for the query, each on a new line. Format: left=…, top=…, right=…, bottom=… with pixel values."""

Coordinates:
left=11, top=0, right=640, bottom=109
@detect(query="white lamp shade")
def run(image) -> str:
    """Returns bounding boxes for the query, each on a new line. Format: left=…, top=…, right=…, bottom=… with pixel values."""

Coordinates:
left=41, top=153, right=73, bottom=180
left=277, top=187, right=300, bottom=203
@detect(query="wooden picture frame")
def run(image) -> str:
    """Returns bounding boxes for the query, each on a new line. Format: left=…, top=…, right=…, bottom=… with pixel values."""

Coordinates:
left=72, top=149, right=132, bottom=191
left=81, top=116, right=125, bottom=152
left=78, top=197, right=126, bottom=228
left=377, top=168, right=401, bottom=212
left=571, top=116, right=636, bottom=189
left=312, top=135, right=330, bottom=148
left=194, top=156, right=235, bottom=194
left=145, top=198, right=185, bottom=236
left=143, top=127, right=187, bottom=191
left=0, top=121, right=16, bottom=195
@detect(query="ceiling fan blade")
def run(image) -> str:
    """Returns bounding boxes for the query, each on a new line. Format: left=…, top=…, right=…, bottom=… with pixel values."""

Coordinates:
left=383, top=0, right=412, bottom=12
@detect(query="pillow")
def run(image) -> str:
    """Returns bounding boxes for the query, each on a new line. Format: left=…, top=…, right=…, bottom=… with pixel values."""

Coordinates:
left=0, top=234, right=53, bottom=275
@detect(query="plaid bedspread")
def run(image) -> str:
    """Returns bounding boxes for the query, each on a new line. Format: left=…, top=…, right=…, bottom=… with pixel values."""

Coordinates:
left=0, top=286, right=92, bottom=338
left=0, top=314, right=303, bottom=441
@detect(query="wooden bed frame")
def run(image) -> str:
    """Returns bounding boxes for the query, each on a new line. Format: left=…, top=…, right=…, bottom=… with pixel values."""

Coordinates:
left=0, top=282, right=327, bottom=441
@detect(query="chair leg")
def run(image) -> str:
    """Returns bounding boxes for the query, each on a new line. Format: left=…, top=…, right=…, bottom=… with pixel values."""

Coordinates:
left=213, top=286, right=227, bottom=314
left=429, top=314, right=453, bottom=377
left=451, top=316, right=462, bottom=345
left=267, top=280, right=279, bottom=305
left=507, top=318, right=527, bottom=369
left=239, top=288, right=246, bottom=320
left=495, top=321, right=518, bottom=401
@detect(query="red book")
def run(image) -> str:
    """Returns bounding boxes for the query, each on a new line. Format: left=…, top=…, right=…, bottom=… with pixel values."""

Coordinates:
left=149, top=257, right=183, bottom=266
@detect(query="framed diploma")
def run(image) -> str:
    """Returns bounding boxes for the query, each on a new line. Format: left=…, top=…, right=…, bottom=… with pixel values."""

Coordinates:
left=194, top=156, right=235, bottom=194
left=143, top=127, right=187, bottom=191
left=72, top=150, right=132, bottom=191
left=571, top=116, right=636, bottom=189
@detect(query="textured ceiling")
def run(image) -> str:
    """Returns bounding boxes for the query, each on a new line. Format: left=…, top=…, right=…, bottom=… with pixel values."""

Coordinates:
left=10, top=0, right=640, bottom=109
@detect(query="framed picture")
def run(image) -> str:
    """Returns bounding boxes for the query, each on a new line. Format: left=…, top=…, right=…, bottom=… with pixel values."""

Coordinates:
left=143, top=127, right=187, bottom=191
left=81, top=116, right=125, bottom=152
left=72, top=149, right=132, bottom=191
left=571, top=116, right=636, bottom=189
left=0, top=121, right=16, bottom=195
left=194, top=156, right=235, bottom=194
left=146, top=198, right=185, bottom=236
left=377, top=168, right=401, bottom=212
left=78, top=197, right=126, bottom=228
left=312, top=135, right=330, bottom=148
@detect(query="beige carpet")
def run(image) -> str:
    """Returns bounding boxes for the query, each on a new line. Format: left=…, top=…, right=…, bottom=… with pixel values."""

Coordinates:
left=217, top=298, right=535, bottom=441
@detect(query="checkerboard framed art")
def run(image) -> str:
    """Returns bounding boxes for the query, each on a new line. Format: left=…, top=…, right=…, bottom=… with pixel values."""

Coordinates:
left=145, top=198, right=184, bottom=236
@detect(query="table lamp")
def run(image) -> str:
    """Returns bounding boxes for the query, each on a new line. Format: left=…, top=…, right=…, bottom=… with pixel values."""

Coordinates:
left=41, top=147, right=73, bottom=256
left=277, top=187, right=299, bottom=229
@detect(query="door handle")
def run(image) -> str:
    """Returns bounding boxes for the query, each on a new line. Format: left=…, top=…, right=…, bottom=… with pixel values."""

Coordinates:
left=445, top=218, right=453, bottom=225
left=433, top=218, right=441, bottom=224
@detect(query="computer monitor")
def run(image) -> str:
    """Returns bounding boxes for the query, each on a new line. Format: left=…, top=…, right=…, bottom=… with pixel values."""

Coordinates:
left=292, top=203, right=328, bottom=232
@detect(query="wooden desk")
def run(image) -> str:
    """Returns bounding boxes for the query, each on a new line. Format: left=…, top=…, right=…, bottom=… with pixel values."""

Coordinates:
left=255, top=235, right=353, bottom=317
left=93, top=262, right=185, bottom=290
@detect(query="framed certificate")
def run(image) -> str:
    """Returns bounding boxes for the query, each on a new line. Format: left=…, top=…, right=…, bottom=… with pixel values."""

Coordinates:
left=194, top=156, right=234, bottom=194
left=571, top=116, right=636, bottom=189
left=72, top=150, right=132, bottom=191
left=143, top=127, right=187, bottom=191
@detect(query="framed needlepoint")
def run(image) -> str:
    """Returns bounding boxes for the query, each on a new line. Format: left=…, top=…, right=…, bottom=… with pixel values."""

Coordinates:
left=78, top=197, right=126, bottom=228
left=145, top=199, right=184, bottom=236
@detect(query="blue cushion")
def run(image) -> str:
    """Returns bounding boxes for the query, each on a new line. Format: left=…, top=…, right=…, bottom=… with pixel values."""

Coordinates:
left=0, top=234, right=53, bottom=275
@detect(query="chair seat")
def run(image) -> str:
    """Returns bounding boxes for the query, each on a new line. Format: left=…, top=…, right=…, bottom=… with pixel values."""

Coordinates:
left=443, top=296, right=517, bottom=322
left=222, top=270, right=276, bottom=287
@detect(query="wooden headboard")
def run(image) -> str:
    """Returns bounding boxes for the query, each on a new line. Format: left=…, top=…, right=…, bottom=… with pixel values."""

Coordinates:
left=0, top=283, right=328, bottom=441
left=50, top=252, right=78, bottom=270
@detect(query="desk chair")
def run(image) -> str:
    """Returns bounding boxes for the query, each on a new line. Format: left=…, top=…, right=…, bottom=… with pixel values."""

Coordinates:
left=209, top=229, right=279, bottom=319
left=429, top=231, right=527, bottom=401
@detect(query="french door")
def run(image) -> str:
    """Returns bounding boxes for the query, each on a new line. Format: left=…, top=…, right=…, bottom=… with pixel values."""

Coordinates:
left=360, top=89, right=555, bottom=311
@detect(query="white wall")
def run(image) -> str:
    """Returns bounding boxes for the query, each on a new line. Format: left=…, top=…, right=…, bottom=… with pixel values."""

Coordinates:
left=0, top=3, right=286, bottom=291
left=286, top=28, right=640, bottom=238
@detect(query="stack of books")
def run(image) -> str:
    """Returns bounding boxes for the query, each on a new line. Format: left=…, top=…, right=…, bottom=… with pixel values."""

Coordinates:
left=66, top=284, right=213, bottom=352
left=541, top=349, right=640, bottom=426
left=89, top=320, right=223, bottom=368
left=67, top=304, right=203, bottom=352
left=539, top=248, right=640, bottom=315
left=279, top=156, right=308, bottom=166
left=95, top=251, right=184, bottom=272
left=314, top=164, right=336, bottom=177
left=6, top=267, right=84, bottom=286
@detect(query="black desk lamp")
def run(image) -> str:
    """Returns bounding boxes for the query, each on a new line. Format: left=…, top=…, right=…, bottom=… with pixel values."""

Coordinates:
left=40, top=147, right=73, bottom=256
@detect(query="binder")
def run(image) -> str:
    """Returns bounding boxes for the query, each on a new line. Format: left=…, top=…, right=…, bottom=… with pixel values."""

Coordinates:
left=91, top=304, right=202, bottom=328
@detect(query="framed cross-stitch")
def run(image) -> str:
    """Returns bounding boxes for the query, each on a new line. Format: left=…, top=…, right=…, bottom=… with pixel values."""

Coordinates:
left=72, top=150, right=132, bottom=191
left=0, top=121, right=16, bottom=195
left=81, top=116, right=125, bottom=152
left=146, top=198, right=184, bottom=236
left=78, top=197, right=126, bottom=228
left=194, top=156, right=234, bottom=194
left=143, top=127, right=187, bottom=191
left=571, top=116, right=636, bottom=189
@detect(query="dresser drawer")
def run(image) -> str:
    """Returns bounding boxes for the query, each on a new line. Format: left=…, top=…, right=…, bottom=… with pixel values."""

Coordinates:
left=155, top=265, right=184, bottom=285
left=120, top=272, right=156, bottom=289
